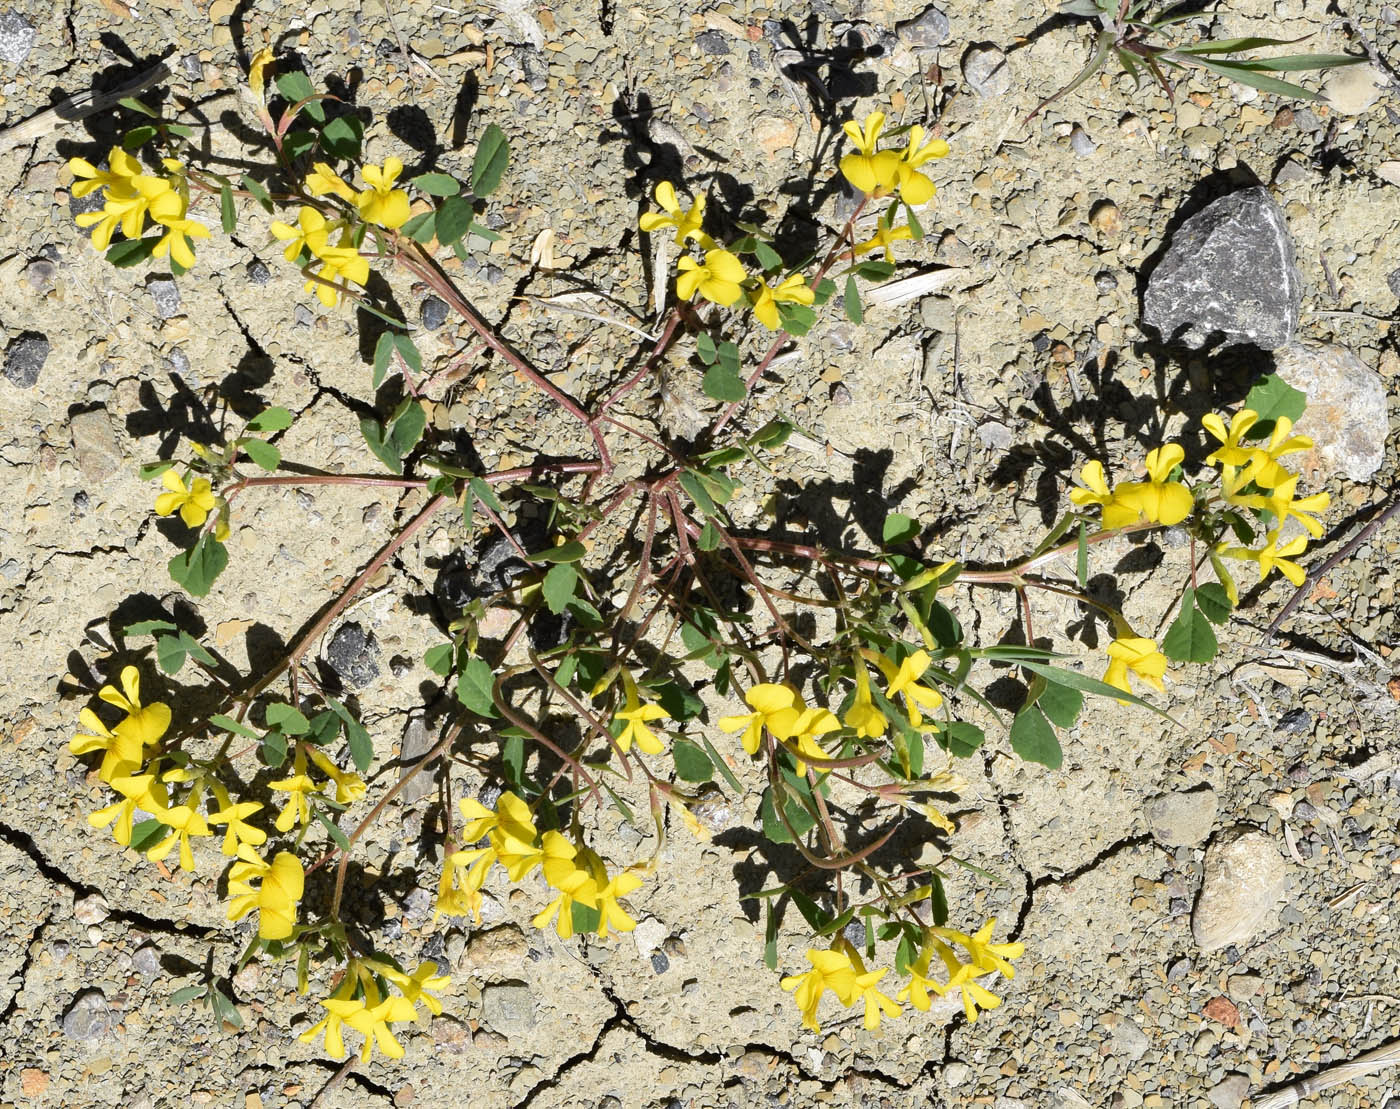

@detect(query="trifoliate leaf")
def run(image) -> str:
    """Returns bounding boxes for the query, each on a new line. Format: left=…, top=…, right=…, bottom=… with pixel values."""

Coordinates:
left=1243, top=373, right=1307, bottom=438
left=1162, top=587, right=1219, bottom=663
left=168, top=535, right=228, bottom=597
left=702, top=363, right=746, bottom=402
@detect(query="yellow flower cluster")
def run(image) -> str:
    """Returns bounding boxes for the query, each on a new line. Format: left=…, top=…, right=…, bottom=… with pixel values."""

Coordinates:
left=301, top=958, right=449, bottom=1062
left=782, top=917, right=1023, bottom=1032
left=1101, top=634, right=1168, bottom=702
left=838, top=112, right=949, bottom=205
left=434, top=792, right=644, bottom=940
left=1070, top=445, right=1194, bottom=530
left=270, top=204, right=372, bottom=307
left=267, top=746, right=366, bottom=832
left=305, top=157, right=412, bottom=230
left=68, top=148, right=209, bottom=268
left=638, top=181, right=815, bottom=325
left=1204, top=409, right=1329, bottom=599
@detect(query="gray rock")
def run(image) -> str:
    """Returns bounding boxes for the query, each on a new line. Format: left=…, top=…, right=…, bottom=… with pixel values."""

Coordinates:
left=246, top=259, right=271, bottom=285
left=420, top=295, right=448, bottom=330
left=326, top=622, right=380, bottom=689
left=72, top=893, right=110, bottom=925
left=1323, top=64, right=1382, bottom=115
left=1273, top=341, right=1388, bottom=482
left=1207, top=1073, right=1250, bottom=1109
left=896, top=4, right=950, bottom=50
left=942, top=1061, right=972, bottom=1087
left=0, top=10, right=35, bottom=64
left=1388, top=266, right=1400, bottom=299
left=1069, top=125, right=1097, bottom=157
left=61, top=988, right=113, bottom=1041
left=25, top=257, right=56, bottom=292
left=132, top=944, right=161, bottom=977
left=397, top=716, right=435, bottom=804
left=1142, top=186, right=1301, bottom=350
left=1146, top=784, right=1217, bottom=847
left=69, top=408, right=122, bottom=481
left=695, top=29, right=729, bottom=55
left=4, top=332, right=50, bottom=388
left=1192, top=825, right=1287, bottom=953
left=146, top=277, right=181, bottom=319
left=1109, top=1017, right=1150, bottom=1061
left=481, top=980, right=535, bottom=1032
left=962, top=44, right=1011, bottom=97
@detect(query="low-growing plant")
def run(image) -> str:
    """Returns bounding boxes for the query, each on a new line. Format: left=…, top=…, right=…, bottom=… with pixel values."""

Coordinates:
left=59, top=47, right=1331, bottom=1072
left=1033, top=0, right=1365, bottom=119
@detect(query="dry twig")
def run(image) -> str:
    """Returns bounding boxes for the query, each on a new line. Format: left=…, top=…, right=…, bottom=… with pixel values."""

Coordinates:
left=1254, top=1038, right=1400, bottom=1108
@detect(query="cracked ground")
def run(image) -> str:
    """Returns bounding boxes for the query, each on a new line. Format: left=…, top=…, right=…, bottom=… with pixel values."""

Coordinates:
left=2, top=0, right=1400, bottom=1106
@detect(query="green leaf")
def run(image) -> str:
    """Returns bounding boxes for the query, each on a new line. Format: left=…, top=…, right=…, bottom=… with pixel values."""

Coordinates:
left=122, top=124, right=157, bottom=150
left=570, top=899, right=602, bottom=935
left=1162, top=587, right=1219, bottom=663
left=170, top=985, right=206, bottom=1006
left=702, top=363, right=746, bottom=403
left=424, top=642, right=455, bottom=676
left=155, top=633, right=188, bottom=674
left=391, top=400, right=426, bottom=459
left=247, top=406, right=293, bottom=432
left=315, top=809, right=351, bottom=851
left=325, top=696, right=373, bottom=774
left=1195, top=582, right=1233, bottom=624
left=654, top=680, right=704, bottom=722
left=929, top=873, right=949, bottom=926
left=528, top=541, right=586, bottom=564
left=852, top=260, right=895, bottom=281
left=456, top=657, right=498, bottom=716
left=812, top=277, right=837, bottom=306
left=209, top=987, right=243, bottom=1028
left=164, top=123, right=195, bottom=139
left=411, top=172, right=461, bottom=196
left=260, top=730, right=288, bottom=768
left=759, top=784, right=817, bottom=843
left=210, top=713, right=260, bottom=740
left=106, top=236, right=159, bottom=268
left=672, top=738, right=713, bottom=782
left=844, top=274, right=863, bottom=324
left=265, top=702, right=310, bottom=735
left=468, top=476, right=505, bottom=515
left=1243, top=373, right=1307, bottom=438
left=763, top=901, right=778, bottom=970
left=241, top=174, right=274, bottom=213
left=275, top=71, right=324, bottom=122
left=787, top=888, right=829, bottom=931
left=1018, top=660, right=1173, bottom=720
left=698, top=733, right=743, bottom=792
left=139, top=461, right=174, bottom=480
left=119, top=96, right=159, bottom=118
left=435, top=195, right=474, bottom=244
left=241, top=438, right=281, bottom=472
left=1037, top=680, right=1083, bottom=729
left=360, top=417, right=398, bottom=474
left=129, top=818, right=166, bottom=853
left=319, top=114, right=363, bottom=160
left=125, top=618, right=178, bottom=636
left=748, top=419, right=793, bottom=450
left=282, top=129, right=318, bottom=161
left=471, top=124, right=510, bottom=195
left=1169, top=35, right=1304, bottom=55
left=219, top=182, right=236, bottom=233
left=776, top=303, right=816, bottom=336
left=1189, top=56, right=1321, bottom=100
left=882, top=512, right=919, bottom=545
left=678, top=471, right=717, bottom=516
left=1009, top=706, right=1063, bottom=769
left=1076, top=521, right=1089, bottom=587
left=401, top=210, right=436, bottom=244
left=695, top=331, right=718, bottom=365
left=394, top=333, right=423, bottom=377
left=542, top=562, right=577, bottom=614
left=698, top=522, right=721, bottom=551
left=168, top=535, right=228, bottom=597
left=752, top=241, right=782, bottom=270
left=502, top=732, right=525, bottom=790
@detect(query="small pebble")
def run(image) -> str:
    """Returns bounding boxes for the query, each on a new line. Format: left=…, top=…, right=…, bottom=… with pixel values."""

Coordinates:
left=0, top=10, right=36, bottom=64
left=146, top=278, right=181, bottom=319
left=650, top=951, right=670, bottom=974
left=325, top=622, right=381, bottom=689
left=1069, top=126, right=1097, bottom=157
left=247, top=259, right=271, bottom=285
left=61, top=989, right=113, bottom=1042
left=4, top=332, right=50, bottom=388
left=420, top=295, right=448, bottom=330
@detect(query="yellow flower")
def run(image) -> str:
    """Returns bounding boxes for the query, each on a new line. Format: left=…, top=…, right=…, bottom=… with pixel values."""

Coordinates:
left=96, top=665, right=172, bottom=751
left=781, top=947, right=858, bottom=1033
left=270, top=206, right=331, bottom=263
left=1201, top=408, right=1260, bottom=469
left=532, top=831, right=600, bottom=939
left=154, top=469, right=217, bottom=528
left=1246, top=416, right=1313, bottom=488
left=719, top=683, right=804, bottom=755
left=613, top=676, right=670, bottom=755
left=844, top=660, right=887, bottom=739
left=638, top=181, right=706, bottom=245
left=1103, top=635, right=1167, bottom=702
left=67, top=147, right=141, bottom=198
left=306, top=161, right=358, bottom=203
left=838, top=111, right=901, bottom=195
left=1069, top=461, right=1143, bottom=530
left=247, top=47, right=275, bottom=104
left=379, top=961, right=450, bottom=1016
left=897, top=942, right=963, bottom=1011
left=323, top=991, right=418, bottom=1062
left=206, top=786, right=267, bottom=856
left=1218, top=529, right=1309, bottom=587
left=852, top=224, right=913, bottom=263
left=225, top=846, right=303, bottom=939
left=299, top=975, right=357, bottom=1058
left=749, top=273, right=814, bottom=330
left=676, top=248, right=747, bottom=307
left=1129, top=444, right=1194, bottom=526
left=867, top=649, right=944, bottom=729
left=304, top=239, right=370, bottom=307
left=782, top=708, right=840, bottom=776
left=71, top=707, right=146, bottom=783
left=956, top=976, right=1005, bottom=1023
left=357, top=156, right=411, bottom=229
left=844, top=947, right=901, bottom=1030
left=269, top=748, right=318, bottom=832
left=491, top=792, right=543, bottom=879
left=74, top=173, right=172, bottom=251
left=146, top=800, right=212, bottom=872
left=575, top=845, right=644, bottom=938
left=933, top=917, right=1024, bottom=979
left=147, top=190, right=210, bottom=269
left=88, top=771, right=164, bottom=846
left=893, top=126, right=949, bottom=205
left=434, top=851, right=483, bottom=922
left=308, top=748, right=366, bottom=805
